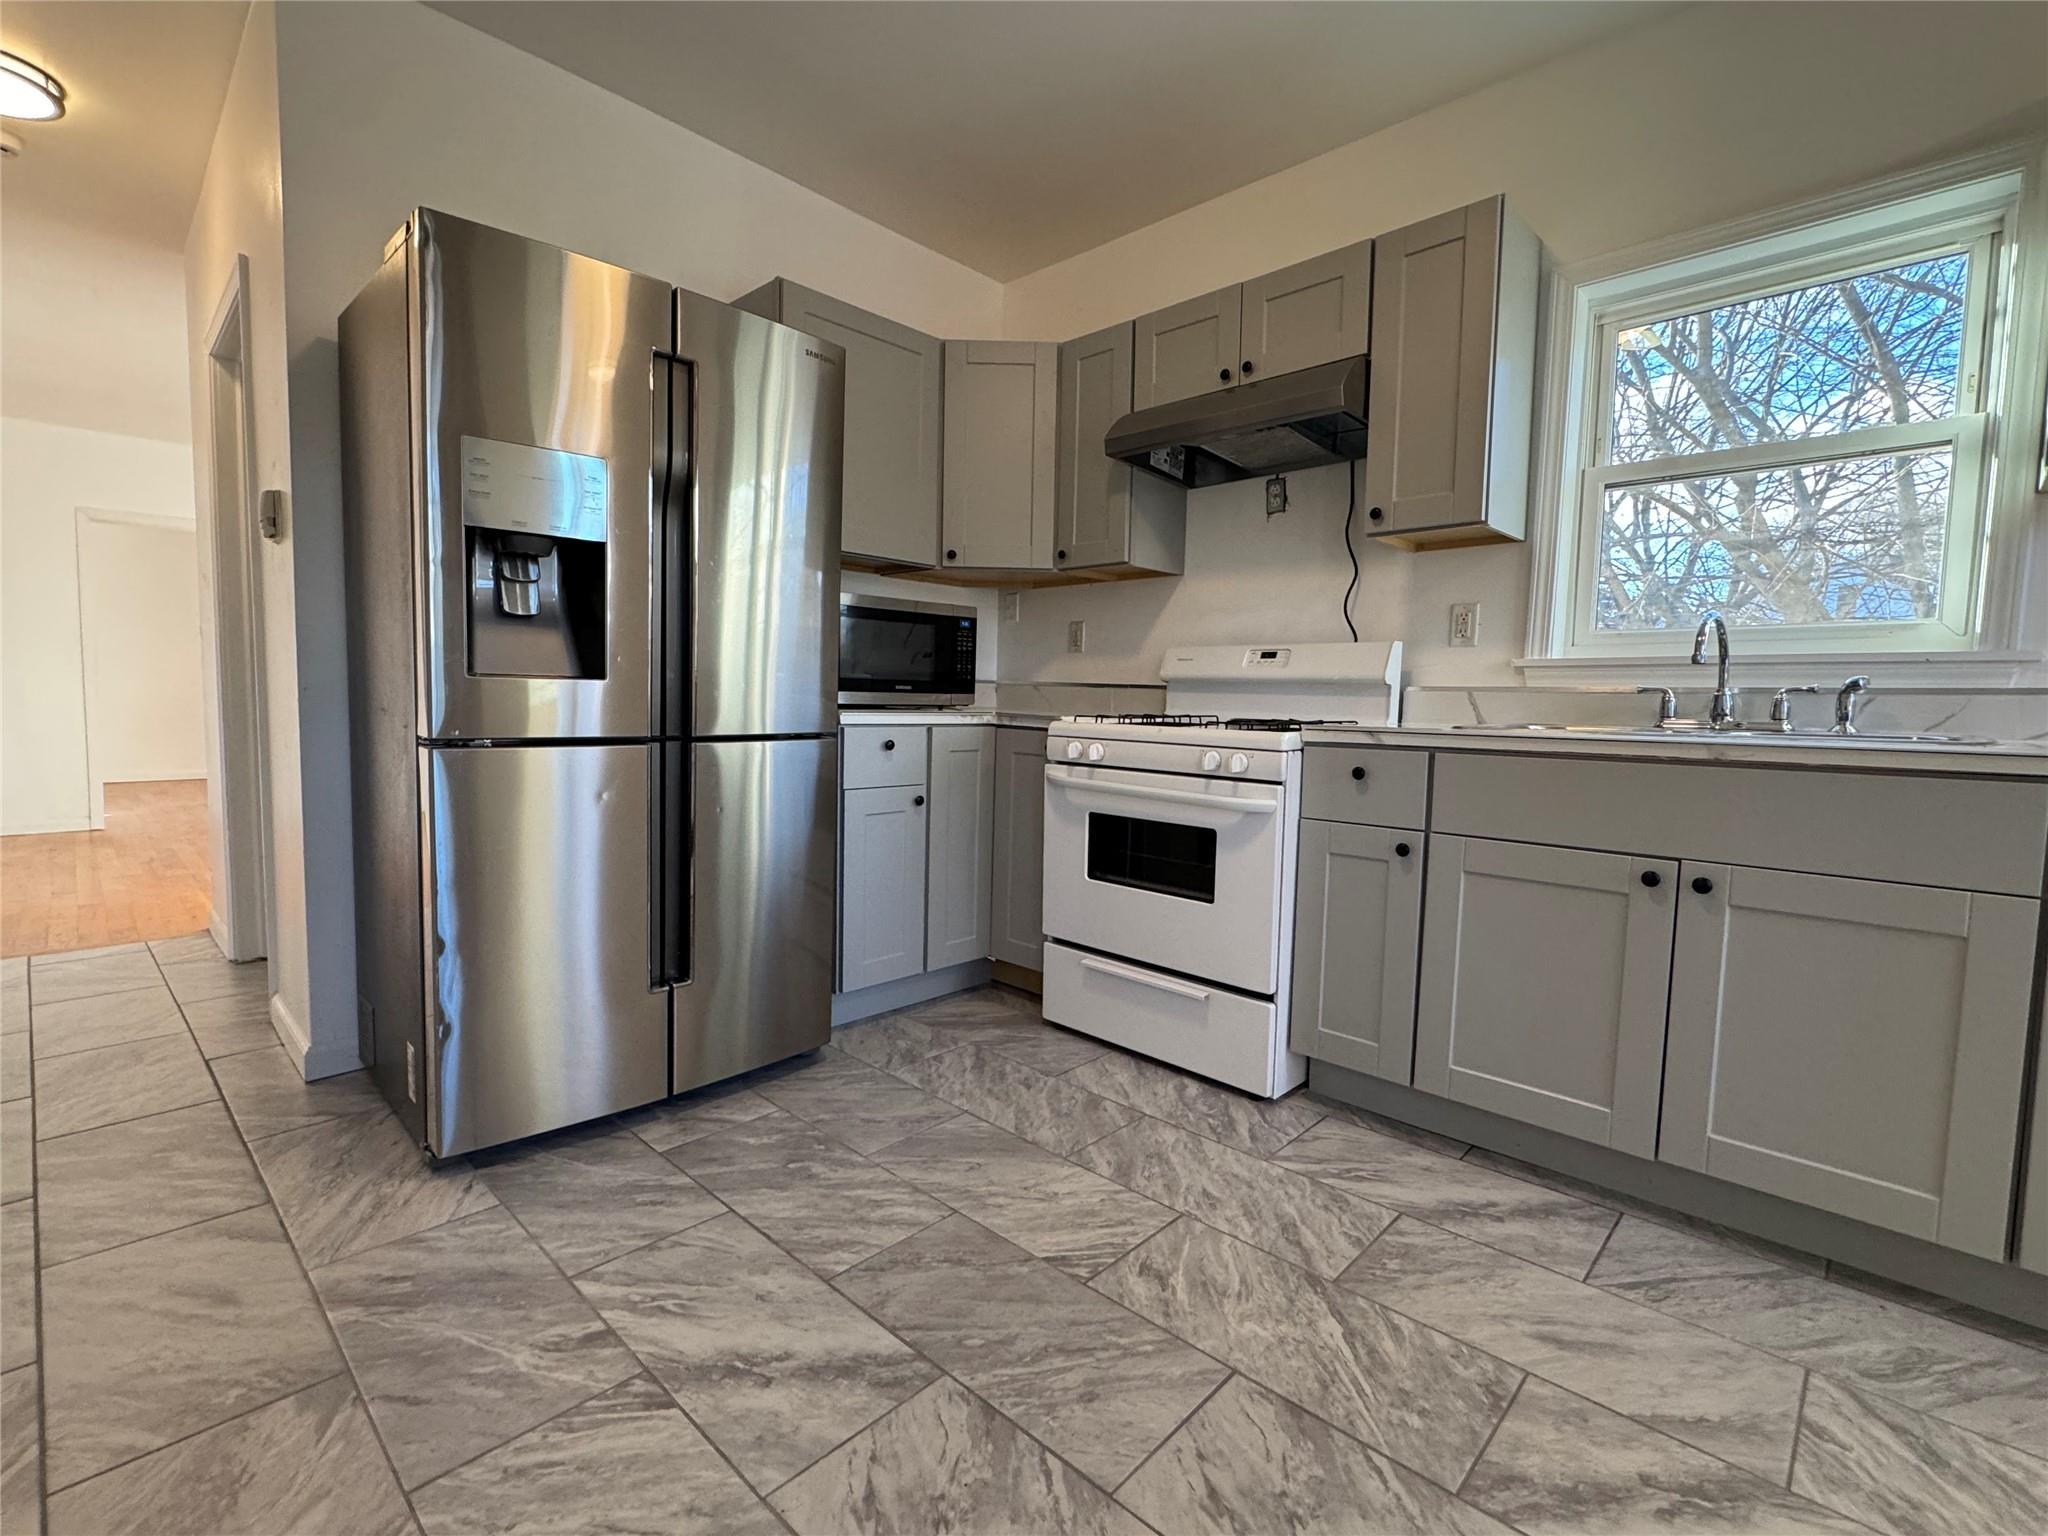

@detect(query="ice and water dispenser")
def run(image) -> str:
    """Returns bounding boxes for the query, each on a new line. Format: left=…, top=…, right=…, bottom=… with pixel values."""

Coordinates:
left=459, top=435, right=609, bottom=679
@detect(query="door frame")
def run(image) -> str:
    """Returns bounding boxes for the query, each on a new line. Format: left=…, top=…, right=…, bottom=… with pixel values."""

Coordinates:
left=200, top=256, right=275, bottom=965
left=71, top=506, right=205, bottom=829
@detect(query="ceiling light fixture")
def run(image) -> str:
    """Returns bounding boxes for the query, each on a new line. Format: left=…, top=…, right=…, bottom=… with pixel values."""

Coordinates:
left=0, top=50, right=66, bottom=121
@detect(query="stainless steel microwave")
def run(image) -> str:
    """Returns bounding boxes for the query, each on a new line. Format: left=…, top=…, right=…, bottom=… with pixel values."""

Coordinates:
left=838, top=597, right=977, bottom=708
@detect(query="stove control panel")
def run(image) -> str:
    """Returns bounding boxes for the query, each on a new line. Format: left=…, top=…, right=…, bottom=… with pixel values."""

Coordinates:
left=1045, top=729, right=1291, bottom=783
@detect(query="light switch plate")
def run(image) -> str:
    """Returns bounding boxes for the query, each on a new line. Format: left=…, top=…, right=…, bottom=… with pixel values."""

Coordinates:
left=1001, top=592, right=1022, bottom=623
left=1449, top=601, right=1479, bottom=647
left=1068, top=619, right=1086, bottom=654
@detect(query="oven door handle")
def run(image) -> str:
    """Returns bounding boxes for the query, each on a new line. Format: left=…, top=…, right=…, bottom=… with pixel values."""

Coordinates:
left=1080, top=954, right=1213, bottom=1002
left=1044, top=764, right=1279, bottom=815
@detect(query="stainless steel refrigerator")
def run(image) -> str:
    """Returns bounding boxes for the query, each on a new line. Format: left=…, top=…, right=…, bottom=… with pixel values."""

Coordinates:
left=339, top=210, right=842, bottom=1157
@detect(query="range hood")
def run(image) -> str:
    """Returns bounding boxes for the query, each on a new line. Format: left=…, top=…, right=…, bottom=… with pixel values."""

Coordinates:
left=1105, top=355, right=1367, bottom=489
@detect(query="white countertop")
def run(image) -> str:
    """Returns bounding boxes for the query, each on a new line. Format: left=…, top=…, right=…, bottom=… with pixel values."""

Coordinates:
left=838, top=709, right=1054, bottom=728
left=1304, top=724, right=2048, bottom=778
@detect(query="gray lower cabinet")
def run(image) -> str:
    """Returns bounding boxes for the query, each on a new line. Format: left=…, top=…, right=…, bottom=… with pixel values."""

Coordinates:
left=989, top=727, right=1047, bottom=969
left=1660, top=862, right=2039, bottom=1261
left=1053, top=323, right=1185, bottom=576
left=1239, top=239, right=1372, bottom=382
left=926, top=725, right=996, bottom=969
left=1362, top=195, right=1538, bottom=550
left=737, top=279, right=942, bottom=568
left=1415, top=834, right=1675, bottom=1159
left=1133, top=284, right=1243, bottom=407
left=941, top=342, right=1058, bottom=571
left=2024, top=1029, right=2048, bottom=1275
left=1289, top=819, right=1421, bottom=1082
left=839, top=784, right=928, bottom=991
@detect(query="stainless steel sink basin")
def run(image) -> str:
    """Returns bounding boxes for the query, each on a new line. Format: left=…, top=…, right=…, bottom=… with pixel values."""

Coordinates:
left=1433, top=723, right=1995, bottom=746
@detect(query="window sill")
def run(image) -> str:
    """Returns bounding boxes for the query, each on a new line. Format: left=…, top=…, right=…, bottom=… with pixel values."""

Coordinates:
left=1514, top=650, right=2043, bottom=688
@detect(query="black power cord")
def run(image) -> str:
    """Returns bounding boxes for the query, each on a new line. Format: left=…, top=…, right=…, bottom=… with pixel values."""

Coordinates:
left=1340, top=457, right=1360, bottom=641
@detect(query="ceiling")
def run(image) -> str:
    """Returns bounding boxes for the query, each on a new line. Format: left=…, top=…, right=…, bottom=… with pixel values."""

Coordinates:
left=0, top=0, right=249, bottom=249
left=430, top=0, right=1677, bottom=280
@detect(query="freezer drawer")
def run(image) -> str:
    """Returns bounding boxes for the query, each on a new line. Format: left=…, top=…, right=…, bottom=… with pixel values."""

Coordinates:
left=674, top=736, right=836, bottom=1091
left=424, top=744, right=670, bottom=1156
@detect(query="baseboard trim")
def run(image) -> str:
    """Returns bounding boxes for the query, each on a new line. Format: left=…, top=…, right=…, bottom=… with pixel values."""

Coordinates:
left=0, top=815, right=94, bottom=836
left=1310, top=1061, right=2048, bottom=1329
left=832, top=960, right=992, bottom=1027
left=989, top=959, right=1043, bottom=995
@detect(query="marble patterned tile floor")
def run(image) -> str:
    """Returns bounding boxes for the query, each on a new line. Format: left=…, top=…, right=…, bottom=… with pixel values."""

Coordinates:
left=3, top=942, right=2045, bottom=1535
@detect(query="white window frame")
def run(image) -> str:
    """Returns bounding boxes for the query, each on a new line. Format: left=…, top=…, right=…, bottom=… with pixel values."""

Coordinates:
left=1524, top=145, right=2048, bottom=681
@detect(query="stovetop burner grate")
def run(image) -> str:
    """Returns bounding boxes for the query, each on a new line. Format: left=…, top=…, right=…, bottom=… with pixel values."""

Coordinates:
left=1076, top=713, right=1223, bottom=726
left=1222, top=717, right=1361, bottom=732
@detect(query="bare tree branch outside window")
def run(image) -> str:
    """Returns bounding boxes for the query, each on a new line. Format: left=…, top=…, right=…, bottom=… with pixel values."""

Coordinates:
left=1595, top=253, right=1969, bottom=633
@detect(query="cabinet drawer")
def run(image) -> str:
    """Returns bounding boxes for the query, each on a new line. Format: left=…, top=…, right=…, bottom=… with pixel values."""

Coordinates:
left=842, top=726, right=928, bottom=789
left=1433, top=752, right=2048, bottom=897
left=1301, top=746, right=1429, bottom=828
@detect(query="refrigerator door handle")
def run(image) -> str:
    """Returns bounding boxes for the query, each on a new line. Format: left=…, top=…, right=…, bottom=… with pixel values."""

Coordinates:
left=651, top=351, right=692, bottom=988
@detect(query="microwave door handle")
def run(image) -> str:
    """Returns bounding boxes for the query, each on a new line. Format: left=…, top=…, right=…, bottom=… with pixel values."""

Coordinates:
left=1079, top=955, right=1212, bottom=1002
left=1045, top=766, right=1279, bottom=815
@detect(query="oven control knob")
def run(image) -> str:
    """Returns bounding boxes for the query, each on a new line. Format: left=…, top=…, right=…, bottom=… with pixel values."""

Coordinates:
left=1065, top=740, right=1084, bottom=760
left=1201, top=750, right=1221, bottom=771
left=1229, top=752, right=1251, bottom=774
left=1086, top=742, right=1106, bottom=762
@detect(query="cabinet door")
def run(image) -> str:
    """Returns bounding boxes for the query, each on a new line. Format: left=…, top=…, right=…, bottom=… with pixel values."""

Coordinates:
left=1662, top=864, right=2037, bottom=1260
left=1288, top=820, right=1421, bottom=1082
left=1055, top=322, right=1134, bottom=570
left=989, top=728, right=1047, bottom=969
left=778, top=284, right=942, bottom=567
left=1415, top=835, right=1674, bottom=1157
left=941, top=342, right=1057, bottom=571
left=840, top=784, right=928, bottom=991
left=1132, top=285, right=1243, bottom=409
left=1240, top=241, right=1372, bottom=382
left=1362, top=197, right=1514, bottom=539
left=925, top=726, right=996, bottom=970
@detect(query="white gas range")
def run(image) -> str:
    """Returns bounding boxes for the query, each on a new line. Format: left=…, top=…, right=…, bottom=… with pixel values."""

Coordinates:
left=1040, top=641, right=1403, bottom=1097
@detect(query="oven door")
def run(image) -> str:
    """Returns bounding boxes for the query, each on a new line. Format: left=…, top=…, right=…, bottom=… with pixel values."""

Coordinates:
left=1043, top=760, right=1285, bottom=994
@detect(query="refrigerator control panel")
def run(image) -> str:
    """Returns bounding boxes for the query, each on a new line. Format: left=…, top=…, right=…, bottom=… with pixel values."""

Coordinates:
left=459, top=435, right=608, bottom=544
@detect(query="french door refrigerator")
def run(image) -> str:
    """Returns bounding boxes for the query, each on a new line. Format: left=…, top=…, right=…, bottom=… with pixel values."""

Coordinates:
left=339, top=210, right=842, bottom=1157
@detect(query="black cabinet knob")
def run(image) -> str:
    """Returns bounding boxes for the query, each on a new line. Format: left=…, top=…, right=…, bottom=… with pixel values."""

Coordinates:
left=1394, top=841, right=1412, bottom=858
left=1640, top=870, right=1661, bottom=888
left=1056, top=549, right=1067, bottom=561
left=1218, top=367, right=1232, bottom=382
left=945, top=548, right=958, bottom=560
left=1692, top=875, right=1715, bottom=895
left=881, top=739, right=895, bottom=751
left=1241, top=360, right=1254, bottom=374
left=1368, top=507, right=1385, bottom=522
left=913, top=794, right=925, bottom=807
left=1350, top=766, right=1366, bottom=781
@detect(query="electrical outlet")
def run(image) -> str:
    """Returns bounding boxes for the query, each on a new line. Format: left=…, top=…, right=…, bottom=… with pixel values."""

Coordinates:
left=1264, top=475, right=1288, bottom=517
left=1449, top=601, right=1480, bottom=647
left=1000, top=592, right=1021, bottom=623
left=1068, top=619, right=1087, bottom=654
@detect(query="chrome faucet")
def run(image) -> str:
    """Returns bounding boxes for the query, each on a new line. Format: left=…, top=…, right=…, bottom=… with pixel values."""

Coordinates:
left=1834, top=675, right=1872, bottom=734
left=1691, top=612, right=1739, bottom=729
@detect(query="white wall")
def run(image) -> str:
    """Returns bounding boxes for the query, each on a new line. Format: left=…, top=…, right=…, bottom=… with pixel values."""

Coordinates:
left=0, top=418, right=197, bottom=833
left=998, top=1, right=2048, bottom=687
left=242, top=0, right=1006, bottom=1067
left=76, top=518, right=206, bottom=790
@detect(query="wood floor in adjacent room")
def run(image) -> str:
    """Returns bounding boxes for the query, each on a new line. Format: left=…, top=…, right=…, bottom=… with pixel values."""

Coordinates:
left=1, top=779, right=212, bottom=958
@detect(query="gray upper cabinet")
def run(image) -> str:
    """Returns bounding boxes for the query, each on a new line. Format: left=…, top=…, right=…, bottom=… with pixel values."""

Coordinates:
left=925, top=725, right=996, bottom=969
left=989, top=727, right=1047, bottom=970
left=1239, top=240, right=1372, bottom=382
left=941, top=342, right=1057, bottom=571
left=737, top=279, right=942, bottom=568
left=1363, top=196, right=1539, bottom=550
left=1415, top=833, right=1673, bottom=1159
left=839, top=783, right=928, bottom=991
left=1054, top=323, right=1185, bottom=576
left=1289, top=819, right=1422, bottom=1082
left=1132, top=285, right=1243, bottom=408
left=1660, top=863, right=2038, bottom=1262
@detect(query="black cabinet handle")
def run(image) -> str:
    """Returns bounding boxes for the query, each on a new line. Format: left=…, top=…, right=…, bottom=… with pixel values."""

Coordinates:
left=881, top=739, right=895, bottom=751
left=1241, top=360, right=1255, bottom=375
left=1056, top=549, right=1066, bottom=561
left=1640, top=870, right=1661, bottom=888
left=1350, top=766, right=1367, bottom=781
left=945, top=548, right=958, bottom=561
left=913, top=795, right=925, bottom=807
left=1394, top=841, right=1412, bottom=858
left=1368, top=507, right=1385, bottom=522
left=1218, top=367, right=1232, bottom=382
left=1692, top=875, right=1715, bottom=895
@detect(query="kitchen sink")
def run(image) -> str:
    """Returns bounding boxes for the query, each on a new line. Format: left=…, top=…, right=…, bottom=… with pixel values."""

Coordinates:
left=1433, top=723, right=1996, bottom=746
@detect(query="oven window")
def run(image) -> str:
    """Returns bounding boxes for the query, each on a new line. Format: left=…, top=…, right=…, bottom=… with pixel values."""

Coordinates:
left=1086, top=813, right=1217, bottom=903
